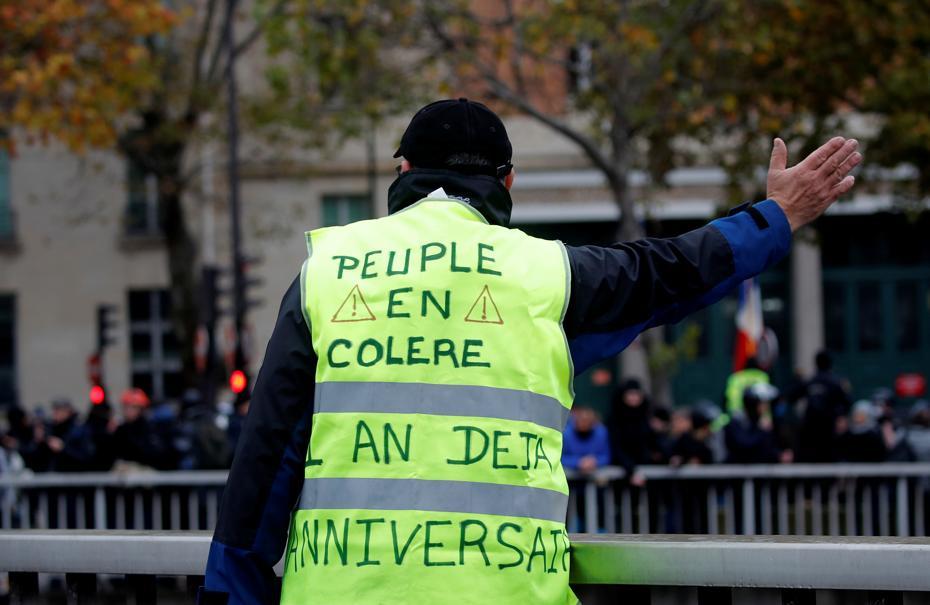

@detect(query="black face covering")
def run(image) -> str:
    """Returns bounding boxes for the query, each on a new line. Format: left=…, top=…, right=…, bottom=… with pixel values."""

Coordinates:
left=387, top=168, right=513, bottom=227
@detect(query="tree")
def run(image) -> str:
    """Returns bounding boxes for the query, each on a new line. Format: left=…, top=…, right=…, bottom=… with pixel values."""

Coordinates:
left=1, top=0, right=263, bottom=386
left=428, top=0, right=930, bottom=230
left=0, top=0, right=175, bottom=150
left=426, top=0, right=727, bottom=242
left=426, top=0, right=930, bottom=396
left=2, top=0, right=429, bottom=389
left=425, top=0, right=733, bottom=397
left=690, top=0, right=930, bottom=203
left=253, top=0, right=430, bottom=148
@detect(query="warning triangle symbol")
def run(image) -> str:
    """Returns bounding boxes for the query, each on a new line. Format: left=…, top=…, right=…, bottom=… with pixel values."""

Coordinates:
left=331, top=284, right=376, bottom=322
left=464, top=285, right=504, bottom=325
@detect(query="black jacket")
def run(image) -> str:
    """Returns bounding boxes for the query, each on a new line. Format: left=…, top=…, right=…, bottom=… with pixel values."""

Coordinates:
left=724, top=418, right=781, bottom=464
left=671, top=433, right=715, bottom=465
left=113, top=416, right=172, bottom=470
left=203, top=169, right=793, bottom=603
left=798, top=371, right=851, bottom=462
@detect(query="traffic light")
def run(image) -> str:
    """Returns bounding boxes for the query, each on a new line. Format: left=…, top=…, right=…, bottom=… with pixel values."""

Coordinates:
left=87, top=353, right=102, bottom=385
left=90, top=309, right=116, bottom=400
left=88, top=353, right=106, bottom=405
left=229, top=369, right=248, bottom=395
left=96, top=304, right=118, bottom=352
left=200, top=266, right=228, bottom=327
left=201, top=256, right=262, bottom=401
left=89, top=384, right=106, bottom=405
left=230, top=255, right=262, bottom=381
left=237, top=254, right=264, bottom=311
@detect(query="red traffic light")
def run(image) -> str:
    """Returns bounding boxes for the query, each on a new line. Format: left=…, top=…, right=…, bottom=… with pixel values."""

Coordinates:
left=89, top=385, right=106, bottom=405
left=230, top=369, right=248, bottom=394
left=87, top=353, right=102, bottom=385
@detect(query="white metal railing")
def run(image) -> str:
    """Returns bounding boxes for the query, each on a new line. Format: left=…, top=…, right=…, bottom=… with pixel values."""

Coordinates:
left=3, top=464, right=930, bottom=538
left=565, top=463, right=930, bottom=537
left=1, top=530, right=929, bottom=604
left=0, top=470, right=227, bottom=531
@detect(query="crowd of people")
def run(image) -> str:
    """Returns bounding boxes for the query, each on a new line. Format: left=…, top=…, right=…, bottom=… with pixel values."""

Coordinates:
left=562, top=351, right=930, bottom=481
left=1, top=350, right=927, bottom=478
left=0, top=388, right=249, bottom=475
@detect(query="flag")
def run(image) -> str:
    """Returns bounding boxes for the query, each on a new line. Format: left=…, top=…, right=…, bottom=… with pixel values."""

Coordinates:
left=734, top=278, right=763, bottom=370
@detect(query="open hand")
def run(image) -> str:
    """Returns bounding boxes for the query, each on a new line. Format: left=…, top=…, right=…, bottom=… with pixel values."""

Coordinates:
left=767, top=137, right=861, bottom=232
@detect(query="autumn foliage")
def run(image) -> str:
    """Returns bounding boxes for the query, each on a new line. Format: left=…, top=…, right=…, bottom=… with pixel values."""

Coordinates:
left=0, top=0, right=176, bottom=151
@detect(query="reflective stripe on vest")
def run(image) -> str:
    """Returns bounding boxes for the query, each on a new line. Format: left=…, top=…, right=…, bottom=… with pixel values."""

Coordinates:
left=299, top=477, right=569, bottom=523
left=315, top=381, right=571, bottom=432
left=282, top=199, right=577, bottom=605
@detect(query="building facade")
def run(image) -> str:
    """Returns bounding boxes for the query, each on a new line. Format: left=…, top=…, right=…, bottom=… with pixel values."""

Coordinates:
left=1, top=114, right=928, bottom=415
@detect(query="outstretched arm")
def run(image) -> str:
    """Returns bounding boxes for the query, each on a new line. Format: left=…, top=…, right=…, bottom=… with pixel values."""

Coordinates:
left=564, top=137, right=860, bottom=373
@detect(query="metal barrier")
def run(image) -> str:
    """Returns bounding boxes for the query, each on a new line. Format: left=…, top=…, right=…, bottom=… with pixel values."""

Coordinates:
left=0, top=471, right=227, bottom=531
left=1, top=530, right=929, bottom=604
left=3, top=463, right=930, bottom=538
left=565, top=463, right=930, bottom=537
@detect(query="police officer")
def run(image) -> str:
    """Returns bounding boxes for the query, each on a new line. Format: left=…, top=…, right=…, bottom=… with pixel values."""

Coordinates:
left=201, top=99, right=860, bottom=604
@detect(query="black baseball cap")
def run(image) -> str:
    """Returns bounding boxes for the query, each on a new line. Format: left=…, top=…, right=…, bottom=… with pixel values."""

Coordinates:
left=393, top=98, right=513, bottom=177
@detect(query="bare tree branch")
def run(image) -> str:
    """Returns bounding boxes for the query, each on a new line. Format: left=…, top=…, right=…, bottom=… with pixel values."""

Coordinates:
left=204, top=0, right=287, bottom=89
left=204, top=17, right=227, bottom=90
left=485, top=70, right=616, bottom=181
left=503, top=0, right=528, bottom=98
left=232, top=0, right=287, bottom=59
left=191, top=0, right=219, bottom=88
left=629, top=0, right=719, bottom=107
left=425, top=2, right=617, bottom=182
left=188, top=0, right=219, bottom=116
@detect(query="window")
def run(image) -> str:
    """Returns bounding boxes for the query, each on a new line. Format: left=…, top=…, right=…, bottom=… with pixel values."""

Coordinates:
left=691, top=307, right=710, bottom=358
left=896, top=281, right=920, bottom=351
left=667, top=306, right=710, bottom=359
left=0, top=149, right=12, bottom=240
left=0, top=295, right=14, bottom=406
left=128, top=289, right=182, bottom=401
left=125, top=159, right=161, bottom=236
left=567, top=44, right=593, bottom=95
left=821, top=214, right=930, bottom=268
left=823, top=281, right=847, bottom=352
left=321, top=194, right=371, bottom=227
left=857, top=282, right=882, bottom=351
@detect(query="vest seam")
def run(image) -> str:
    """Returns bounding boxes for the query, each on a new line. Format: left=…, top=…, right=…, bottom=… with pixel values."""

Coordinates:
left=557, top=240, right=576, bottom=402
left=299, top=249, right=313, bottom=338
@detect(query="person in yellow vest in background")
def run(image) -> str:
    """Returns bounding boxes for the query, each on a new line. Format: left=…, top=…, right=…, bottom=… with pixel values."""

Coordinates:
left=722, top=356, right=771, bottom=424
left=200, top=99, right=861, bottom=605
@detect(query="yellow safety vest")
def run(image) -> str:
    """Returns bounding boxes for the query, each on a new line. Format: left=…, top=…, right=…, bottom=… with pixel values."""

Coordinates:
left=725, top=368, right=770, bottom=415
left=280, top=197, right=577, bottom=604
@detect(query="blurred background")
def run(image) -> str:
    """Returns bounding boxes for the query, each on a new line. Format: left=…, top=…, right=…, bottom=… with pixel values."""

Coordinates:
left=3, top=1, right=930, bottom=601
left=1, top=0, right=929, bottom=529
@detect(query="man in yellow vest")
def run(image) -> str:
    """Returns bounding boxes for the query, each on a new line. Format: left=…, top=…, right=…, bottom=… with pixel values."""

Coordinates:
left=717, top=357, right=771, bottom=430
left=201, top=99, right=860, bottom=604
